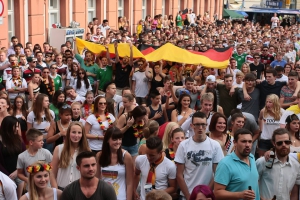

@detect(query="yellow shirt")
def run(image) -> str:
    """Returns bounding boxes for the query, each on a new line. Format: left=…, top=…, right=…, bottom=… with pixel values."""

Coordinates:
left=137, top=25, right=143, bottom=36
left=287, top=105, right=300, bottom=114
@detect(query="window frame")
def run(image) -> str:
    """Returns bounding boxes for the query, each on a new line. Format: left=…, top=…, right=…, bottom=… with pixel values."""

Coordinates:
left=118, top=0, right=124, bottom=17
left=142, top=0, right=147, bottom=20
left=7, top=0, right=15, bottom=41
left=87, top=0, right=96, bottom=23
left=48, top=0, right=60, bottom=28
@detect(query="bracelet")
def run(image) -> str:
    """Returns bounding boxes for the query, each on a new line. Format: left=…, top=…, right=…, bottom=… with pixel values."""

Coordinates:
left=96, top=135, right=99, bottom=140
left=58, top=132, right=62, bottom=137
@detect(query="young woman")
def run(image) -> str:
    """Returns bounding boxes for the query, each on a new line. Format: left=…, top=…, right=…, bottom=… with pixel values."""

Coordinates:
left=0, top=97, right=10, bottom=126
left=138, top=120, right=159, bottom=155
left=49, top=64, right=62, bottom=92
left=51, top=122, right=90, bottom=190
left=19, top=162, right=62, bottom=200
left=284, top=63, right=292, bottom=77
left=40, top=67, right=55, bottom=103
left=72, top=69, right=92, bottom=97
left=168, top=15, right=174, bottom=28
left=85, top=96, right=115, bottom=153
left=146, top=61, right=166, bottom=96
left=71, top=102, right=86, bottom=125
left=258, top=94, right=284, bottom=156
left=27, top=94, right=55, bottom=152
left=117, top=93, right=136, bottom=119
left=81, top=91, right=94, bottom=120
left=160, top=122, right=180, bottom=149
left=27, top=73, right=40, bottom=109
left=106, top=98, right=116, bottom=118
left=6, top=67, right=27, bottom=103
left=285, top=114, right=300, bottom=153
left=50, top=90, right=65, bottom=121
left=118, top=16, right=125, bottom=31
left=47, top=106, right=72, bottom=149
left=208, top=112, right=233, bottom=155
left=162, top=15, right=169, bottom=28
left=66, top=62, right=79, bottom=86
left=116, top=106, right=147, bottom=158
left=11, top=95, right=28, bottom=144
left=96, top=126, right=133, bottom=200
left=241, top=63, right=251, bottom=75
left=164, top=127, right=185, bottom=162
left=0, top=116, right=25, bottom=198
left=171, top=94, right=194, bottom=126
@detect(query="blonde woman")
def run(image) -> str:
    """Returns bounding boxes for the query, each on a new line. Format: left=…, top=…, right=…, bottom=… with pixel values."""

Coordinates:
left=19, top=162, right=62, bottom=200
left=51, top=122, right=90, bottom=190
left=258, top=94, right=284, bottom=156
left=241, top=63, right=251, bottom=75
left=161, top=122, right=180, bottom=150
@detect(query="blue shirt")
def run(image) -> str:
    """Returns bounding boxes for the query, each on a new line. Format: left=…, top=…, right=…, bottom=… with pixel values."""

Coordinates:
left=214, top=152, right=260, bottom=200
left=270, top=59, right=287, bottom=68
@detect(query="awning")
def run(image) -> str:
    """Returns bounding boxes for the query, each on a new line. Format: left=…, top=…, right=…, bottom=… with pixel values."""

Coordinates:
left=223, top=9, right=245, bottom=19
left=246, top=7, right=300, bottom=14
left=235, top=11, right=248, bottom=17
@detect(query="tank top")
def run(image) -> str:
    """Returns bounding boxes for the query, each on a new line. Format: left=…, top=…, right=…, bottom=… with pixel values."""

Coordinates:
left=101, top=151, right=127, bottom=200
left=122, top=114, right=137, bottom=147
left=149, top=104, right=165, bottom=125
left=33, top=86, right=40, bottom=94
left=54, top=121, right=64, bottom=149
left=26, top=188, right=58, bottom=200
left=149, top=77, right=163, bottom=94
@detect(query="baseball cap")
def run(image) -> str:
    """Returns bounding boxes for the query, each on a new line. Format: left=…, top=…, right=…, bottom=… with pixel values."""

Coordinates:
left=206, top=75, right=216, bottom=83
left=27, top=57, right=37, bottom=62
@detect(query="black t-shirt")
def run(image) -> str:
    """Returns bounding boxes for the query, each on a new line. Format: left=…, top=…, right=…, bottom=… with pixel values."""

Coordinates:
left=249, top=63, right=265, bottom=79
left=61, top=179, right=117, bottom=200
left=115, top=62, right=132, bottom=88
left=256, top=81, right=286, bottom=110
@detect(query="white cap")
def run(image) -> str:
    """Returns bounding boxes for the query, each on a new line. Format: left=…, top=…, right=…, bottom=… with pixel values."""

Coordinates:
left=206, top=75, right=216, bottom=82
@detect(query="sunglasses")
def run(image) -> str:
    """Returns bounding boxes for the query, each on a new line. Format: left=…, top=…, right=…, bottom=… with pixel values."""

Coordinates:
left=79, top=72, right=84, bottom=75
left=43, top=71, right=49, bottom=74
left=99, top=102, right=106, bottom=105
left=32, top=61, right=37, bottom=63
left=275, top=140, right=292, bottom=146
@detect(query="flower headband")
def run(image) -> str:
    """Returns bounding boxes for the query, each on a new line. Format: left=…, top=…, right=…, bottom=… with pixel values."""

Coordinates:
left=26, top=163, right=52, bottom=174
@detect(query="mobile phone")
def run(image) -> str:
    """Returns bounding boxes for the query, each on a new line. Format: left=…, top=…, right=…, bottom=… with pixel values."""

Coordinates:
left=248, top=186, right=252, bottom=190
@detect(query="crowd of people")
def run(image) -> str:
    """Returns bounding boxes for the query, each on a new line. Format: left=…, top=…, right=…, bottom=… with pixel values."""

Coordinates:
left=2, top=10, right=300, bottom=200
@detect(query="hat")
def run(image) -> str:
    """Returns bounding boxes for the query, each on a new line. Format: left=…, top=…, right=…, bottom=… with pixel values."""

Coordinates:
left=179, top=89, right=190, bottom=96
left=206, top=75, right=216, bottom=83
left=27, top=57, right=37, bottom=62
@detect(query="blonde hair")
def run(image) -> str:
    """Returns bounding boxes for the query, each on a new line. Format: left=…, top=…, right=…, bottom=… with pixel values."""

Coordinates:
left=59, top=122, right=91, bottom=168
left=143, top=120, right=159, bottom=139
left=241, top=62, right=250, bottom=74
left=28, top=161, right=50, bottom=200
left=263, top=94, right=282, bottom=121
left=235, top=71, right=244, bottom=78
left=162, top=122, right=179, bottom=150
left=169, top=66, right=181, bottom=82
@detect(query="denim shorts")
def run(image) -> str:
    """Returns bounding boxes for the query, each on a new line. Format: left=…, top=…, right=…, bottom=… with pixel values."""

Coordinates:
left=258, top=139, right=273, bottom=151
left=122, top=143, right=138, bottom=157
left=14, top=177, right=23, bottom=185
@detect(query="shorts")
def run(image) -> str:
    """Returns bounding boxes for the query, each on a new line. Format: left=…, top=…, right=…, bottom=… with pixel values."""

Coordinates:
left=14, top=177, right=23, bottom=185
left=122, top=143, right=138, bottom=157
left=258, top=139, right=273, bottom=151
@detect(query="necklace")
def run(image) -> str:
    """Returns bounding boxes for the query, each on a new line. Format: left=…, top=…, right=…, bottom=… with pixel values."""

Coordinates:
left=96, top=112, right=113, bottom=130
left=83, top=104, right=94, bottom=119
left=42, top=78, right=55, bottom=95
left=132, top=122, right=144, bottom=138
left=59, top=120, right=70, bottom=131
left=12, top=76, right=22, bottom=88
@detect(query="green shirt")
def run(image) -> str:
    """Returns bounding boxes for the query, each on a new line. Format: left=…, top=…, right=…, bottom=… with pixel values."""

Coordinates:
left=50, top=74, right=62, bottom=91
left=176, top=15, right=183, bottom=27
left=97, top=65, right=113, bottom=90
left=232, top=53, right=247, bottom=70
left=50, top=104, right=59, bottom=121
left=75, top=54, right=99, bottom=85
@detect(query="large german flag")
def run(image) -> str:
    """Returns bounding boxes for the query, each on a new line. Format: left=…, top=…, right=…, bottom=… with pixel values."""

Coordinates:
left=145, top=43, right=233, bottom=69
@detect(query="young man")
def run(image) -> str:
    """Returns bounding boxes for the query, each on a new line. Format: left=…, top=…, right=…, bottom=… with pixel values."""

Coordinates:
left=3, top=54, right=18, bottom=85
left=232, top=46, right=247, bottom=70
left=61, top=151, right=117, bottom=200
left=146, top=91, right=168, bottom=126
left=280, top=71, right=299, bottom=109
left=35, top=51, right=47, bottom=70
left=7, top=36, right=24, bottom=56
left=280, top=92, right=300, bottom=127
left=65, top=86, right=85, bottom=105
left=250, top=53, right=265, bottom=80
left=17, top=129, right=56, bottom=187
left=132, top=59, right=150, bottom=105
left=98, top=19, right=110, bottom=38
left=260, top=46, right=274, bottom=65
left=256, top=128, right=300, bottom=200
left=23, top=57, right=41, bottom=83
left=134, top=137, right=176, bottom=200
left=214, top=128, right=259, bottom=200
left=175, top=112, right=224, bottom=200
left=275, top=66, right=288, bottom=82
left=270, top=52, right=287, bottom=68
left=6, top=67, right=27, bottom=103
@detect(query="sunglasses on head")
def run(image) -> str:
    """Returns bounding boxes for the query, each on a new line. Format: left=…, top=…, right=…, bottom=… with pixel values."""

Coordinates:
left=275, top=140, right=292, bottom=146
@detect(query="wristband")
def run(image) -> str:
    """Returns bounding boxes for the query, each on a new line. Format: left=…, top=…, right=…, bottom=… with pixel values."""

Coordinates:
left=96, top=135, right=99, bottom=140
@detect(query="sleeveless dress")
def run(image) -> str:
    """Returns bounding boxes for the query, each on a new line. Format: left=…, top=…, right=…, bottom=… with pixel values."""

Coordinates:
left=26, top=188, right=58, bottom=200
left=101, top=151, right=127, bottom=200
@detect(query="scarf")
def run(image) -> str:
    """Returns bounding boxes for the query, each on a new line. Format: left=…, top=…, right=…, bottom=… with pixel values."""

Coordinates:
left=146, top=155, right=164, bottom=189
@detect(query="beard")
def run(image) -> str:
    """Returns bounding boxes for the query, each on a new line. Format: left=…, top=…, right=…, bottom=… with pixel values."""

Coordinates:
left=276, top=147, right=290, bottom=157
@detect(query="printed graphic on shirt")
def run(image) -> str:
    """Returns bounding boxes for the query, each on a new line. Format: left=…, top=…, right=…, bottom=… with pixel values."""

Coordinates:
left=187, top=150, right=212, bottom=167
left=263, top=118, right=280, bottom=125
left=102, top=170, right=120, bottom=195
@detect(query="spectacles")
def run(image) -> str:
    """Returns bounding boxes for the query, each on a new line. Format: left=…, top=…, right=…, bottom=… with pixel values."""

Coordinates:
left=263, top=50, right=268, bottom=51
left=99, top=102, right=106, bottom=105
left=275, top=140, right=292, bottom=146
left=62, top=104, right=71, bottom=109
left=193, top=123, right=207, bottom=128
left=79, top=73, right=84, bottom=75
left=32, top=61, right=37, bottom=63
left=43, top=71, right=49, bottom=74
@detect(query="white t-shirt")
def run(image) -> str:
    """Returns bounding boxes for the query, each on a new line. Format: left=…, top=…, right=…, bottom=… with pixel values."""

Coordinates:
left=135, top=155, right=176, bottom=200
left=189, top=13, right=196, bottom=24
left=72, top=79, right=93, bottom=97
left=271, top=17, right=279, bottom=27
left=0, top=171, right=17, bottom=200
left=6, top=77, right=27, bottom=99
left=66, top=95, right=85, bottom=105
left=276, top=74, right=288, bottom=82
left=261, top=109, right=284, bottom=140
left=132, top=71, right=149, bottom=98
left=86, top=113, right=115, bottom=151
left=27, top=110, right=55, bottom=135
left=66, top=72, right=77, bottom=86
left=174, top=136, right=224, bottom=195
left=98, top=24, right=110, bottom=37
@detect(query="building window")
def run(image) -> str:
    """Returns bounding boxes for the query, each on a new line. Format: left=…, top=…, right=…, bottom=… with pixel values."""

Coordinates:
left=87, top=0, right=96, bottom=22
left=118, top=0, right=124, bottom=17
left=49, top=0, right=60, bottom=27
left=178, top=0, right=181, bottom=11
left=162, top=0, right=165, bottom=16
left=7, top=0, right=14, bottom=41
left=142, top=0, right=147, bottom=19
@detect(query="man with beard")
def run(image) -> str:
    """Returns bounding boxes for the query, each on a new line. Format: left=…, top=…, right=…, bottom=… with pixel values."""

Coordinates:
left=61, top=151, right=117, bottom=200
left=175, top=112, right=224, bottom=200
left=256, top=128, right=300, bottom=200
left=113, top=42, right=133, bottom=95
left=214, top=128, right=260, bottom=200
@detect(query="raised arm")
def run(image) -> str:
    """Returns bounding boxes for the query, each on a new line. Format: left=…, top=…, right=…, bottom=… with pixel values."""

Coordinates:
left=145, top=62, right=153, bottom=80
left=105, top=45, right=111, bottom=65
left=129, top=42, right=133, bottom=66
left=114, top=42, right=120, bottom=63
